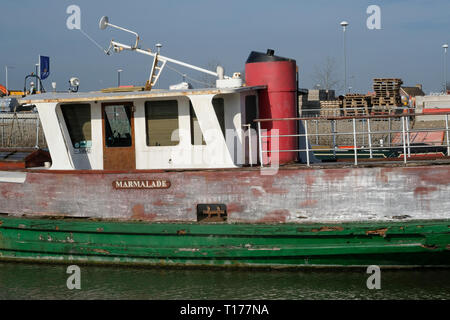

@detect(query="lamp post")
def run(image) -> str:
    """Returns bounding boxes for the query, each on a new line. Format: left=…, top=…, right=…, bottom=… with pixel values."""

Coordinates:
left=5, top=66, right=15, bottom=92
left=443, top=44, right=448, bottom=93
left=117, top=69, right=123, bottom=87
left=340, top=21, right=349, bottom=94
left=35, top=63, right=40, bottom=92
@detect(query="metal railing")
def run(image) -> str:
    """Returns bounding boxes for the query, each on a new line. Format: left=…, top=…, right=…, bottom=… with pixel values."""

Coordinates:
left=0, top=112, right=46, bottom=148
left=255, top=111, right=450, bottom=167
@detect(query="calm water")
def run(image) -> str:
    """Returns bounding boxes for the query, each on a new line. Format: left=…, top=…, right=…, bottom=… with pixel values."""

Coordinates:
left=0, top=262, right=449, bottom=300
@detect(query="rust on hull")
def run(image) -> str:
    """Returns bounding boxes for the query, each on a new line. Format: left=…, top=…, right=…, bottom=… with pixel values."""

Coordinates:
left=0, top=164, right=450, bottom=223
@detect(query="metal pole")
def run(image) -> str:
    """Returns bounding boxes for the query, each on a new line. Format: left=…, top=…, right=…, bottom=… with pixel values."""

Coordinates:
left=110, top=41, right=227, bottom=78
left=353, top=118, right=357, bottom=165
left=402, top=116, right=407, bottom=164
left=248, top=127, right=253, bottom=167
left=406, top=116, right=411, bottom=157
left=304, top=120, right=310, bottom=167
left=444, top=45, right=448, bottom=93
left=257, top=121, right=264, bottom=168
left=343, top=27, right=347, bottom=93
left=117, top=69, right=122, bottom=87
left=332, top=120, right=337, bottom=157
left=362, top=119, right=365, bottom=146
left=444, top=48, right=447, bottom=94
left=446, top=114, right=450, bottom=156
left=315, top=119, right=319, bottom=144
left=35, top=116, right=39, bottom=148
left=36, top=62, right=40, bottom=93
left=1, top=115, right=4, bottom=147
left=367, top=118, right=373, bottom=158
left=388, top=117, right=392, bottom=147
left=5, top=66, right=8, bottom=92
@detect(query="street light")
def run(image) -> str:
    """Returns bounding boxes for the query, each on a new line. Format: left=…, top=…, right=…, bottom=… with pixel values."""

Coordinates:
left=117, top=69, right=123, bottom=87
left=443, top=44, right=448, bottom=93
left=5, top=66, right=15, bottom=91
left=35, top=63, right=40, bottom=92
left=340, top=21, right=349, bottom=94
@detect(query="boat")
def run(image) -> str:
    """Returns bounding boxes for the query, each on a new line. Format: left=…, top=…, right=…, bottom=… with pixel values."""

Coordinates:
left=0, top=17, right=449, bottom=268
left=313, top=144, right=448, bottom=161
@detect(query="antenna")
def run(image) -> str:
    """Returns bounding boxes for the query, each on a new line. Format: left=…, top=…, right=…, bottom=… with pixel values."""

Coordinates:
left=156, top=43, right=162, bottom=54
left=99, top=16, right=140, bottom=49
left=99, top=16, right=233, bottom=90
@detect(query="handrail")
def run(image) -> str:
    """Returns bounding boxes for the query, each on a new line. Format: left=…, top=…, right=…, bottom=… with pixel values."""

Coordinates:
left=256, top=112, right=450, bottom=167
left=254, top=111, right=450, bottom=122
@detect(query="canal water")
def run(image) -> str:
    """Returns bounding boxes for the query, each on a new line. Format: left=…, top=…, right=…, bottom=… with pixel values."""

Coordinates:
left=0, top=262, right=448, bottom=300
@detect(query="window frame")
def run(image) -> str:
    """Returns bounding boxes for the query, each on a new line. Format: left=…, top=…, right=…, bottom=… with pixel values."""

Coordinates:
left=103, top=103, right=133, bottom=148
left=144, top=99, right=180, bottom=147
left=60, top=103, right=92, bottom=150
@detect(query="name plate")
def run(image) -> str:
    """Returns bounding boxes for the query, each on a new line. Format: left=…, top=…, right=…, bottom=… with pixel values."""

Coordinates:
left=113, top=179, right=171, bottom=190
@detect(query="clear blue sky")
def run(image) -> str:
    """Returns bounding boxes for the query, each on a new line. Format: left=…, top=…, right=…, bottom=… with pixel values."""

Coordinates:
left=1, top=0, right=449, bottom=94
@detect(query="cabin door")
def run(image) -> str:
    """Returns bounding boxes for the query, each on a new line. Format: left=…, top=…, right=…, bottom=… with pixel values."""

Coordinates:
left=102, top=102, right=136, bottom=170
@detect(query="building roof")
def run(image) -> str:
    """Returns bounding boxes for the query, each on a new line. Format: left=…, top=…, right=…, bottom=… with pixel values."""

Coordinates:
left=400, top=86, right=425, bottom=97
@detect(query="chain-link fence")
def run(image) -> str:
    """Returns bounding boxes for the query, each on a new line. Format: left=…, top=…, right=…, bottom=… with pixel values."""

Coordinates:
left=0, top=112, right=47, bottom=148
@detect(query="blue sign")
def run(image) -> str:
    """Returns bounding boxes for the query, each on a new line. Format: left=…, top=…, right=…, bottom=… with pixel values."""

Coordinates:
left=40, top=56, right=50, bottom=80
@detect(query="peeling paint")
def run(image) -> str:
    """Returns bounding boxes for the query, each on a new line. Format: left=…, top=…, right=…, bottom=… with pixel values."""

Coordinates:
left=421, top=244, right=438, bottom=250
left=178, top=248, right=200, bottom=252
left=227, top=203, right=244, bottom=214
left=311, top=226, right=344, bottom=232
left=247, top=247, right=281, bottom=251
left=256, top=210, right=289, bottom=223
left=91, top=248, right=110, bottom=254
left=1, top=165, right=450, bottom=224
left=131, top=204, right=157, bottom=221
left=365, top=228, right=388, bottom=237
left=300, top=199, right=318, bottom=207
left=152, top=199, right=172, bottom=206
left=251, top=187, right=264, bottom=197
left=0, top=215, right=449, bottom=267
left=321, top=168, right=352, bottom=182
left=392, top=215, right=411, bottom=220
left=414, top=186, right=438, bottom=196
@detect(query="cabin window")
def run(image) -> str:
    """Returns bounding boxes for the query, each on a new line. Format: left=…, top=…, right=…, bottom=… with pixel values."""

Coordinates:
left=61, top=104, right=92, bottom=149
left=145, top=100, right=179, bottom=146
left=104, top=105, right=133, bottom=147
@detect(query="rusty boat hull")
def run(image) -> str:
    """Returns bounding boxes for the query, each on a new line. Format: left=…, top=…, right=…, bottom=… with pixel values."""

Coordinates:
left=0, top=216, right=448, bottom=268
left=0, top=163, right=449, bottom=267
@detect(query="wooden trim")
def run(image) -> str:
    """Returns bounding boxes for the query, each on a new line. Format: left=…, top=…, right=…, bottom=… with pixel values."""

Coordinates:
left=101, top=101, right=136, bottom=170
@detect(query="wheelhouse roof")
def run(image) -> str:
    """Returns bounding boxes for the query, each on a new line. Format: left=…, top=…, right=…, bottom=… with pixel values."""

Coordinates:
left=19, top=86, right=266, bottom=104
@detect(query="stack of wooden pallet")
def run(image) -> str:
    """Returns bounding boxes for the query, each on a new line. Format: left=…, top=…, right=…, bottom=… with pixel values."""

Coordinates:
left=342, top=94, right=371, bottom=116
left=319, top=100, right=342, bottom=117
left=371, top=78, right=403, bottom=114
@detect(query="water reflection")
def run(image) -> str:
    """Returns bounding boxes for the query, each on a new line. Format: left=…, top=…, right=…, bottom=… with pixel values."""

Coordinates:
left=0, top=262, right=448, bottom=300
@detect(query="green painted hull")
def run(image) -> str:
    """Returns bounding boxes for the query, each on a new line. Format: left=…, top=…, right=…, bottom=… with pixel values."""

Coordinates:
left=0, top=216, right=449, bottom=268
